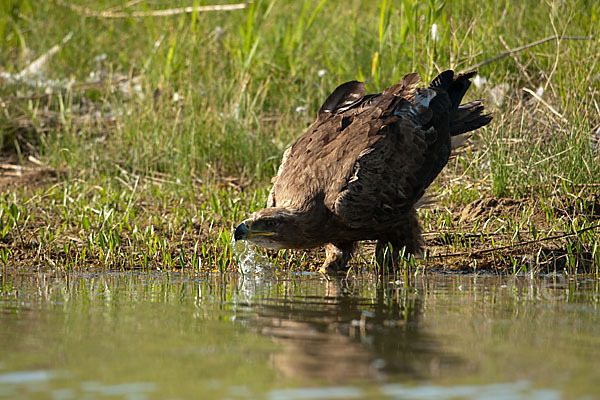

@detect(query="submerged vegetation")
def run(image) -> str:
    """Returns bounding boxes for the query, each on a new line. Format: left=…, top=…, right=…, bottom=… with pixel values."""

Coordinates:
left=0, top=0, right=599, bottom=274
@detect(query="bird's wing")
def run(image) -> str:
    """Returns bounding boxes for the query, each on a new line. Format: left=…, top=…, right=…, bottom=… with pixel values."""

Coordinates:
left=268, top=80, right=370, bottom=209
left=269, top=74, right=424, bottom=212
left=268, top=111, right=376, bottom=210
left=318, top=80, right=365, bottom=114
left=268, top=71, right=490, bottom=232
left=332, top=77, right=454, bottom=229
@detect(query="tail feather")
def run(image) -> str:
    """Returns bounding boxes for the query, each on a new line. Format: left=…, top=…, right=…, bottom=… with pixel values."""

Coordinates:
left=430, top=70, right=492, bottom=135
left=447, top=72, right=476, bottom=112
left=450, top=100, right=492, bottom=136
left=429, top=70, right=455, bottom=90
left=430, top=70, right=477, bottom=112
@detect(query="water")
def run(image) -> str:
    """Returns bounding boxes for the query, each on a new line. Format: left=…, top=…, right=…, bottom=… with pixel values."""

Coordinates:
left=232, top=238, right=271, bottom=276
left=1, top=271, right=599, bottom=399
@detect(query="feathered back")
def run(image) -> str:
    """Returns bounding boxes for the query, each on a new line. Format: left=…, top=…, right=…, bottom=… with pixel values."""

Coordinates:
left=268, top=70, right=491, bottom=234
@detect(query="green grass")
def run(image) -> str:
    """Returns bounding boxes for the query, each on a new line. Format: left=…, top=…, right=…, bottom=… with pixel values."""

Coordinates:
left=0, top=0, right=599, bottom=274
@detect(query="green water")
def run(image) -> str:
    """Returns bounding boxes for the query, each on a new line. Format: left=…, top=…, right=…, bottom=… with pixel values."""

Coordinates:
left=1, top=272, right=599, bottom=399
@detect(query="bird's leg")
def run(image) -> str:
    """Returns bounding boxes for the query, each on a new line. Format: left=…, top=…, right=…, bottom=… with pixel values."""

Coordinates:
left=375, top=240, right=420, bottom=272
left=375, top=238, right=423, bottom=270
left=375, top=241, right=404, bottom=271
left=375, top=212, right=423, bottom=271
left=319, top=242, right=356, bottom=275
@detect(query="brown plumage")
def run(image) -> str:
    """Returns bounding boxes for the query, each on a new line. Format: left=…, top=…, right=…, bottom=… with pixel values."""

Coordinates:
left=235, top=70, right=492, bottom=273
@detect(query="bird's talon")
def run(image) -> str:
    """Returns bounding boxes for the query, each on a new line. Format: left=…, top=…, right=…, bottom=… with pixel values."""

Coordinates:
left=318, top=264, right=348, bottom=276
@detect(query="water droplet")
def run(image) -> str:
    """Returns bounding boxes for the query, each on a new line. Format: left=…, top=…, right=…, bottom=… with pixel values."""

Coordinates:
left=231, top=238, right=269, bottom=276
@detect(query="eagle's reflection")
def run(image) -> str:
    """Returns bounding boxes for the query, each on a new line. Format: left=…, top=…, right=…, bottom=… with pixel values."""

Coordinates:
left=236, top=277, right=462, bottom=382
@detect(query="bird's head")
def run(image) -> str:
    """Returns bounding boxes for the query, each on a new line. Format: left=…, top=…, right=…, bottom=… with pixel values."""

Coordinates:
left=234, top=207, right=304, bottom=250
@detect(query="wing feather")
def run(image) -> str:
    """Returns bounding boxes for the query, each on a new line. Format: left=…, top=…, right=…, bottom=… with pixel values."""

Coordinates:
left=319, top=81, right=365, bottom=114
left=333, top=89, right=452, bottom=229
left=268, top=71, right=490, bottom=233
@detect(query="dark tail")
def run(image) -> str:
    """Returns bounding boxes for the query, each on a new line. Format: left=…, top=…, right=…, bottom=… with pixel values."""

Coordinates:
left=450, top=100, right=492, bottom=136
left=430, top=70, right=492, bottom=136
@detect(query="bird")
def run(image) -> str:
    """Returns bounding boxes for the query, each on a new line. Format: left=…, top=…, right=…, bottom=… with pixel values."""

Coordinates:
left=234, top=70, right=491, bottom=274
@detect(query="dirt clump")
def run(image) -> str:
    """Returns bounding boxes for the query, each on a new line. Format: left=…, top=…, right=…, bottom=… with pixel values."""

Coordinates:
left=459, top=197, right=522, bottom=223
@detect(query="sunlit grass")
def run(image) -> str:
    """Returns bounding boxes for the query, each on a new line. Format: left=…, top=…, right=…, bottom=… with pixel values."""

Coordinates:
left=0, top=0, right=599, bottom=274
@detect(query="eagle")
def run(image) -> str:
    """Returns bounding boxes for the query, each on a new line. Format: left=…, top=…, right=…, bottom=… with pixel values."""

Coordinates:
left=234, top=70, right=491, bottom=274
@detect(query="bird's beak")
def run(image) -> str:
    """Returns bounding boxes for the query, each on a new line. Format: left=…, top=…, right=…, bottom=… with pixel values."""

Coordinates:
left=234, top=221, right=275, bottom=241
left=234, top=222, right=250, bottom=241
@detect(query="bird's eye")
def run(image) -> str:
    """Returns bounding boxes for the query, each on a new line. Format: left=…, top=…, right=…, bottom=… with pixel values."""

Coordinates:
left=265, top=220, right=276, bottom=228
